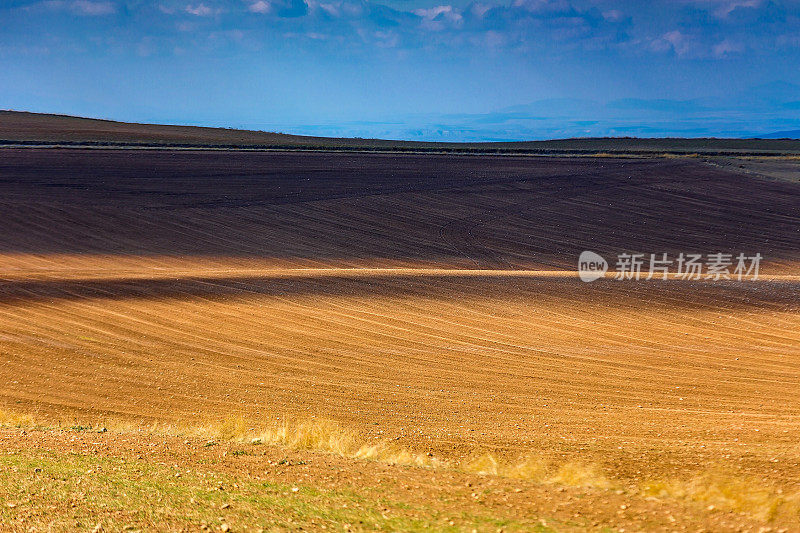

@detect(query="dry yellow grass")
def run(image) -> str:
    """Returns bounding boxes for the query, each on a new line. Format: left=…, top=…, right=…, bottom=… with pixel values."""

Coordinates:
left=462, top=453, right=613, bottom=489
left=0, top=408, right=36, bottom=427
left=661, top=152, right=700, bottom=158
left=6, top=406, right=799, bottom=526
left=642, top=472, right=800, bottom=523
left=202, top=417, right=445, bottom=468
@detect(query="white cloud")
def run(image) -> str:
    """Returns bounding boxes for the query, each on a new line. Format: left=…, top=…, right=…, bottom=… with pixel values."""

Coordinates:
left=73, top=0, right=114, bottom=15
left=185, top=3, right=219, bottom=16
left=469, top=3, right=492, bottom=19
left=483, top=30, right=506, bottom=49
left=712, top=0, right=763, bottom=18
left=39, top=0, right=115, bottom=15
left=373, top=30, right=399, bottom=48
left=317, top=2, right=339, bottom=16
left=652, top=30, right=693, bottom=56
left=309, top=1, right=362, bottom=18
left=248, top=0, right=272, bottom=14
left=511, top=0, right=569, bottom=13
left=413, top=5, right=463, bottom=30
left=602, top=9, right=623, bottom=22
left=712, top=38, right=743, bottom=56
left=677, top=0, right=764, bottom=18
left=21, top=0, right=780, bottom=61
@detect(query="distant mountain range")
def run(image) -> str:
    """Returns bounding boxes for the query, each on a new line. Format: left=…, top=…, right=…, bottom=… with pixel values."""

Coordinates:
left=272, top=81, right=800, bottom=142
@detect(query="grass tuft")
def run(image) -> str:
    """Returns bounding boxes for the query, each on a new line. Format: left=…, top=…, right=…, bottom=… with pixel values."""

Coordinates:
left=461, top=453, right=611, bottom=489
left=550, top=462, right=612, bottom=489
left=0, top=408, right=36, bottom=428
left=641, top=471, right=800, bottom=522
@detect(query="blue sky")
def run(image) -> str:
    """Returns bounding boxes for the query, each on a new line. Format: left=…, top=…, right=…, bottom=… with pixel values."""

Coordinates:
left=1, top=0, right=800, bottom=140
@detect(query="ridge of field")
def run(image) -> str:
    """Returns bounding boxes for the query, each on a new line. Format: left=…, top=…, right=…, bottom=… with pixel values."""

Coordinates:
left=0, top=148, right=798, bottom=530
left=4, top=110, right=800, bottom=154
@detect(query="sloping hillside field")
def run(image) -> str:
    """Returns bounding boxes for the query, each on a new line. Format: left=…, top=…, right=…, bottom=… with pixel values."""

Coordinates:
left=1, top=149, right=799, bottom=531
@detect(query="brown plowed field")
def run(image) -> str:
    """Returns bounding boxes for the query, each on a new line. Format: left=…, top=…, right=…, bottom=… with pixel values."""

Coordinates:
left=1, top=149, right=799, bottom=529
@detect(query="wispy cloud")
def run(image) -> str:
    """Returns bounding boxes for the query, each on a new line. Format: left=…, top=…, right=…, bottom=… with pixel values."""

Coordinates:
left=248, top=0, right=272, bottom=14
left=413, top=5, right=463, bottom=30
left=9, top=0, right=800, bottom=58
left=651, top=30, right=694, bottom=56
left=185, top=3, right=221, bottom=16
left=72, top=0, right=114, bottom=15
left=36, top=0, right=115, bottom=16
left=681, top=0, right=764, bottom=18
left=712, top=37, right=744, bottom=56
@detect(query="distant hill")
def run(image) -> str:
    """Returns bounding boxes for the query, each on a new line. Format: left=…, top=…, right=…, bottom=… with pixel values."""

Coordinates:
left=0, top=110, right=369, bottom=148
left=3, top=110, right=800, bottom=155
